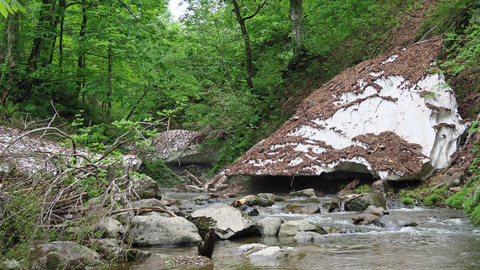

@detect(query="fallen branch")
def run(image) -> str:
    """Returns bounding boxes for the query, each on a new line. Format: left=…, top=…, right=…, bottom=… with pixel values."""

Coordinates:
left=111, top=206, right=177, bottom=217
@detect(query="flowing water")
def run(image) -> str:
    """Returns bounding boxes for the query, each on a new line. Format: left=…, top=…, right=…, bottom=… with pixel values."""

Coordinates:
left=120, top=191, right=480, bottom=270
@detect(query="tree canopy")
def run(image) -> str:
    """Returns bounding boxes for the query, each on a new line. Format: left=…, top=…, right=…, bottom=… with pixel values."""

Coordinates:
left=1, top=0, right=479, bottom=170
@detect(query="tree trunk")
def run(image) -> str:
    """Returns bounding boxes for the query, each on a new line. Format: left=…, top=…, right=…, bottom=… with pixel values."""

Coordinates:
left=16, top=0, right=57, bottom=103
left=58, top=0, right=66, bottom=70
left=1, top=13, right=20, bottom=105
left=231, top=0, right=254, bottom=89
left=77, top=0, right=88, bottom=103
left=289, top=0, right=304, bottom=54
left=106, top=44, right=113, bottom=120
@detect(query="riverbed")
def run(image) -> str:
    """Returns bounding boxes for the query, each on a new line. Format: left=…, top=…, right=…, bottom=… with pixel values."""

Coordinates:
left=120, top=191, right=480, bottom=270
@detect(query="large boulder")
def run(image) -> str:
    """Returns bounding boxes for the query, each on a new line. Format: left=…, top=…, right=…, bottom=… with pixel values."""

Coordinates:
left=344, top=193, right=387, bottom=212
left=257, top=217, right=283, bottom=237
left=223, top=38, right=467, bottom=181
left=31, top=241, right=102, bottom=270
left=128, top=215, right=201, bottom=246
left=278, top=219, right=326, bottom=237
left=189, top=203, right=260, bottom=239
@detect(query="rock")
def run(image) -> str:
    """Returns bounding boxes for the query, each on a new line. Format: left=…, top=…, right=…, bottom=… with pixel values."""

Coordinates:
left=189, top=203, right=260, bottom=239
left=96, top=217, right=123, bottom=238
left=129, top=174, right=162, bottom=201
left=129, top=216, right=201, bottom=246
left=293, top=231, right=327, bottom=243
left=364, top=205, right=389, bottom=216
left=238, top=205, right=259, bottom=216
left=231, top=195, right=274, bottom=207
left=278, top=219, right=326, bottom=237
left=31, top=241, right=102, bottom=270
left=88, top=238, right=151, bottom=263
left=288, top=188, right=316, bottom=197
left=285, top=204, right=320, bottom=214
left=352, top=205, right=389, bottom=225
left=128, top=198, right=166, bottom=209
left=234, top=244, right=294, bottom=267
left=371, top=179, right=389, bottom=194
left=446, top=173, right=463, bottom=188
left=322, top=200, right=341, bottom=212
left=258, top=193, right=285, bottom=202
left=257, top=217, right=283, bottom=237
left=223, top=38, right=467, bottom=181
left=247, top=246, right=294, bottom=262
left=344, top=193, right=386, bottom=212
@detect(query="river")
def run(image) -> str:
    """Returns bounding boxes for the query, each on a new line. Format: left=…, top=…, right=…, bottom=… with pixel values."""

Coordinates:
left=120, top=191, right=480, bottom=270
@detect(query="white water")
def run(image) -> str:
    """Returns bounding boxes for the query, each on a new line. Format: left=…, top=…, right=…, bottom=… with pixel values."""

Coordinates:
left=120, top=192, right=480, bottom=270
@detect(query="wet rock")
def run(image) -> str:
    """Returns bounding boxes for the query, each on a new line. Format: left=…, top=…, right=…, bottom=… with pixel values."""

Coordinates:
left=278, top=219, right=326, bottom=236
left=190, top=203, right=260, bottom=240
left=352, top=205, right=389, bottom=225
left=293, top=231, right=327, bottom=243
left=285, top=204, right=320, bottom=214
left=257, top=217, right=283, bottom=237
left=234, top=244, right=294, bottom=266
left=247, top=246, right=294, bottom=262
left=258, top=193, right=285, bottom=202
left=231, top=195, right=274, bottom=207
left=322, top=200, right=342, bottom=212
left=288, top=188, right=316, bottom=197
left=31, top=241, right=102, bottom=270
left=128, top=216, right=201, bottom=246
left=238, top=205, right=259, bottom=216
left=344, top=193, right=386, bottom=212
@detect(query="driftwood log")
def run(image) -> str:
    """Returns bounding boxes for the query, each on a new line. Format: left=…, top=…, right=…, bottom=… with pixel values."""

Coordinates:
left=183, top=170, right=228, bottom=193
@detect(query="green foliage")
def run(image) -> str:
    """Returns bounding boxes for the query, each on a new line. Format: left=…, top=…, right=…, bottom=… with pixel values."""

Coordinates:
left=0, top=190, right=44, bottom=260
left=353, top=184, right=371, bottom=194
left=0, top=0, right=25, bottom=18
left=446, top=185, right=472, bottom=208
left=138, top=159, right=182, bottom=187
left=400, top=197, right=415, bottom=206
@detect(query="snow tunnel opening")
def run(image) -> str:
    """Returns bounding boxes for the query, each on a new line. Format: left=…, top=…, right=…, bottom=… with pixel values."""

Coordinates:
left=246, top=171, right=377, bottom=195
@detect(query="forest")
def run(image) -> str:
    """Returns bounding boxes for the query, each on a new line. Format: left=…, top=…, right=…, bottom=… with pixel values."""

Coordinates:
left=1, top=0, right=480, bottom=267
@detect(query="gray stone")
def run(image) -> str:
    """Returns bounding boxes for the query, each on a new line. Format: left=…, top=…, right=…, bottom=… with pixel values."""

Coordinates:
left=129, top=174, right=162, bottom=201
left=31, top=241, right=102, bottom=270
left=128, top=198, right=166, bottom=209
left=293, top=231, right=327, bottom=243
left=285, top=204, right=320, bottom=214
left=96, top=217, right=123, bottom=238
left=278, top=219, right=318, bottom=237
left=344, top=193, right=386, bottom=212
left=288, top=188, right=316, bottom=197
left=257, top=217, right=283, bottom=237
left=258, top=193, right=285, bottom=202
left=129, top=216, right=201, bottom=246
left=190, top=203, right=260, bottom=239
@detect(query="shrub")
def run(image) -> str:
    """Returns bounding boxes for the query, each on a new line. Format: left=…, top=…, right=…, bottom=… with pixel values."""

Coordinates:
left=138, top=159, right=182, bottom=187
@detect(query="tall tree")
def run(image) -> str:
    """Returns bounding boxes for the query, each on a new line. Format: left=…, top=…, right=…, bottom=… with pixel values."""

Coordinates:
left=230, top=0, right=266, bottom=89
left=289, top=0, right=303, bottom=54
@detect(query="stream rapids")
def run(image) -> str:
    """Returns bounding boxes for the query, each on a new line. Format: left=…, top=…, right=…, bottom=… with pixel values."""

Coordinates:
left=119, top=190, right=480, bottom=270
